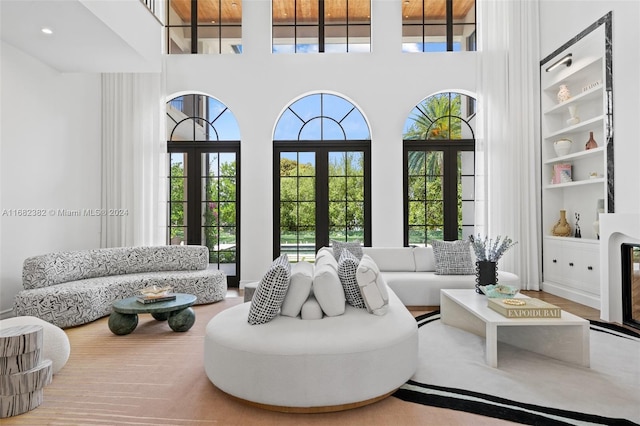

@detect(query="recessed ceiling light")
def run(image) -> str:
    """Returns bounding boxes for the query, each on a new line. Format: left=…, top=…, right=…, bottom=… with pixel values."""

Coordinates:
left=41, top=27, right=53, bottom=35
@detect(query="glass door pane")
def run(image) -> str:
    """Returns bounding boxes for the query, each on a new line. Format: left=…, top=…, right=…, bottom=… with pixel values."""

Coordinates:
left=279, top=151, right=316, bottom=263
left=459, top=151, right=475, bottom=240
left=169, top=153, right=188, bottom=245
left=407, top=150, right=444, bottom=245
left=202, top=152, right=237, bottom=276
left=328, top=151, right=364, bottom=243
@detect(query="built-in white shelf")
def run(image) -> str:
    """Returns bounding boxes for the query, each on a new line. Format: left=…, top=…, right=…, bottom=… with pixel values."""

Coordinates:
left=544, top=115, right=604, bottom=140
left=544, top=177, right=605, bottom=190
left=543, top=146, right=604, bottom=165
left=543, top=85, right=603, bottom=115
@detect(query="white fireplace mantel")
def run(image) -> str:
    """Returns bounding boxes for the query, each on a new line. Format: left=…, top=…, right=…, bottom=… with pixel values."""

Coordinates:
left=599, top=213, right=640, bottom=322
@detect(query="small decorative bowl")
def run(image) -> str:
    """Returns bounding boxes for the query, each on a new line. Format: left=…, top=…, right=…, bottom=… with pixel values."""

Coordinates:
left=478, top=284, right=519, bottom=299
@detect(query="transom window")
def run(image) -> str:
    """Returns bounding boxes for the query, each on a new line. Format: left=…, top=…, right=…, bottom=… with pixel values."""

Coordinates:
left=272, top=0, right=371, bottom=53
left=274, top=93, right=371, bottom=262
left=167, top=0, right=242, bottom=54
left=402, top=0, right=476, bottom=52
left=403, top=92, right=476, bottom=245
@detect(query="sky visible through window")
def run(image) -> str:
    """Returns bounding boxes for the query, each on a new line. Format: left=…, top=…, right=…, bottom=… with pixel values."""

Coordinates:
left=272, top=42, right=457, bottom=53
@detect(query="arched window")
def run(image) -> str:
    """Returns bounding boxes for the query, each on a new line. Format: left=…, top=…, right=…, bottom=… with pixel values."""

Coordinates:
left=403, top=92, right=476, bottom=245
left=273, top=93, right=371, bottom=261
left=167, top=94, right=241, bottom=286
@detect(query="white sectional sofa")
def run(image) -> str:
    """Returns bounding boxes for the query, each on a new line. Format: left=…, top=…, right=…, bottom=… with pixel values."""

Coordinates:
left=13, top=246, right=227, bottom=328
left=357, top=246, right=519, bottom=306
left=205, top=287, right=418, bottom=412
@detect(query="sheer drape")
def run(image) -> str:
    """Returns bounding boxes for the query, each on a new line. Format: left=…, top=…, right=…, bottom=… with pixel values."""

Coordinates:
left=476, top=0, right=541, bottom=290
left=101, top=73, right=166, bottom=248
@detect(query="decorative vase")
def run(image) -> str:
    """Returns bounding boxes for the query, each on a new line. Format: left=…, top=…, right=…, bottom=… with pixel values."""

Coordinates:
left=475, top=261, right=498, bottom=294
left=557, top=84, right=571, bottom=103
left=567, top=105, right=580, bottom=125
left=585, top=131, right=598, bottom=150
left=552, top=209, right=572, bottom=237
left=553, top=138, right=572, bottom=157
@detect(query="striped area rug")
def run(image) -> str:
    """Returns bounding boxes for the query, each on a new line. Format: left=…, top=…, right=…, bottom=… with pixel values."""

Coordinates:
left=394, top=311, right=640, bottom=425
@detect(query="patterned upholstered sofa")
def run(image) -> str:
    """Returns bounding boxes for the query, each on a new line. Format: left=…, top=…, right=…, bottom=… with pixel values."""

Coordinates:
left=13, top=246, right=227, bottom=328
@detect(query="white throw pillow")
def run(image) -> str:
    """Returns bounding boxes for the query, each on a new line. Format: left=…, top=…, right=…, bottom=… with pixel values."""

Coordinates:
left=356, top=254, right=389, bottom=316
left=300, top=293, right=323, bottom=320
left=280, top=261, right=314, bottom=317
left=337, top=249, right=366, bottom=308
left=312, top=263, right=346, bottom=317
left=247, top=254, right=291, bottom=325
left=431, top=240, right=475, bottom=275
left=315, top=249, right=338, bottom=271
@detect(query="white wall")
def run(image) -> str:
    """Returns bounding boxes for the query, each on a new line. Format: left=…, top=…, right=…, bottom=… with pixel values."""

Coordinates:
left=165, top=0, right=477, bottom=282
left=0, top=42, right=102, bottom=316
left=539, top=0, right=640, bottom=214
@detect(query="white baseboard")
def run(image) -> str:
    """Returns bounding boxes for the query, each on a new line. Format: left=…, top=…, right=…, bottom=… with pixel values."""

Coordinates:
left=0, top=308, right=16, bottom=320
left=541, top=281, right=601, bottom=310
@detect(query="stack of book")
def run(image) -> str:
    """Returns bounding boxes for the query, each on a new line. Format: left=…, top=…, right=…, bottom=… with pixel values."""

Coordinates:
left=552, top=163, right=572, bottom=184
left=136, top=294, right=176, bottom=304
left=136, top=286, right=176, bottom=304
left=488, top=297, right=561, bottom=318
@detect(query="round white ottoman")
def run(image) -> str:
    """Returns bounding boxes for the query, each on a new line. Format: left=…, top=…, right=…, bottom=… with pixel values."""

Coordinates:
left=0, top=316, right=70, bottom=374
left=204, top=290, right=418, bottom=412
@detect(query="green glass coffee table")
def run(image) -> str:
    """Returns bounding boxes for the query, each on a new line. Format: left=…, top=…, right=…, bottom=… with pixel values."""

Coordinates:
left=108, top=293, right=197, bottom=335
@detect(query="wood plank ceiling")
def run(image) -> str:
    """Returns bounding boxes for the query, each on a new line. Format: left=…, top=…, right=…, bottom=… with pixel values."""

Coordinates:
left=170, top=0, right=474, bottom=24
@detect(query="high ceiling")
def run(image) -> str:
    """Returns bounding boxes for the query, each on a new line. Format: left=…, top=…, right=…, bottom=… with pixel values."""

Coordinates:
left=0, top=0, right=162, bottom=73
left=169, top=0, right=475, bottom=24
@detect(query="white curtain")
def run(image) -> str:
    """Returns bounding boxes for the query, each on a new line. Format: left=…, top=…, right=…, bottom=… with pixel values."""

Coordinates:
left=476, top=0, right=541, bottom=290
left=101, top=73, right=166, bottom=248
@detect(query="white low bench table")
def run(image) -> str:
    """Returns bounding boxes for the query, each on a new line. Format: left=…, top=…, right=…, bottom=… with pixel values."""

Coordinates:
left=440, top=289, right=590, bottom=368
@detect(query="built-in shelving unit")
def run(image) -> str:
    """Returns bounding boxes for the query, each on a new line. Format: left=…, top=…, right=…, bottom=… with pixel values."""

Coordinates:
left=539, top=13, right=613, bottom=309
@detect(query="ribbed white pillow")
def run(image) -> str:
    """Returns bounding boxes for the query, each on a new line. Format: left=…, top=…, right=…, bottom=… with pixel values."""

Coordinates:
left=280, top=261, right=314, bottom=317
left=300, top=293, right=323, bottom=320
left=313, top=263, right=346, bottom=317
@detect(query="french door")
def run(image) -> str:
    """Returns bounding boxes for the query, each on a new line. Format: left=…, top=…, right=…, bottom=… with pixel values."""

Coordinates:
left=168, top=143, right=240, bottom=286
left=274, top=142, right=371, bottom=261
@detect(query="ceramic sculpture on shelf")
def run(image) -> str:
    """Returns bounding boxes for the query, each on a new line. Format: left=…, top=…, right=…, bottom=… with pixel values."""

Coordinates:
left=557, top=84, right=571, bottom=103
left=552, top=209, right=572, bottom=237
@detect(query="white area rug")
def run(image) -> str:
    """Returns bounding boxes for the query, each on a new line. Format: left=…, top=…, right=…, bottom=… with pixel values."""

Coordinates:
left=394, top=312, right=640, bottom=425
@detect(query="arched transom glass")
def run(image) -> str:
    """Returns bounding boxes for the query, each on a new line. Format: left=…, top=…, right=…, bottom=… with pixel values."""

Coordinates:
left=274, top=93, right=370, bottom=141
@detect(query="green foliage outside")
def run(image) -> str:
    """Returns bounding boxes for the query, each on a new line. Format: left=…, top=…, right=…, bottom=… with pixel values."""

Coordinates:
left=170, top=158, right=237, bottom=263
left=404, top=93, right=465, bottom=244
left=279, top=152, right=365, bottom=246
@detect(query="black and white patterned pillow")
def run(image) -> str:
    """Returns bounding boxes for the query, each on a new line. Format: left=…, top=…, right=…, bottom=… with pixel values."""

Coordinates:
left=431, top=240, right=475, bottom=275
left=247, top=254, right=291, bottom=325
left=337, top=249, right=366, bottom=308
left=331, top=240, right=363, bottom=261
